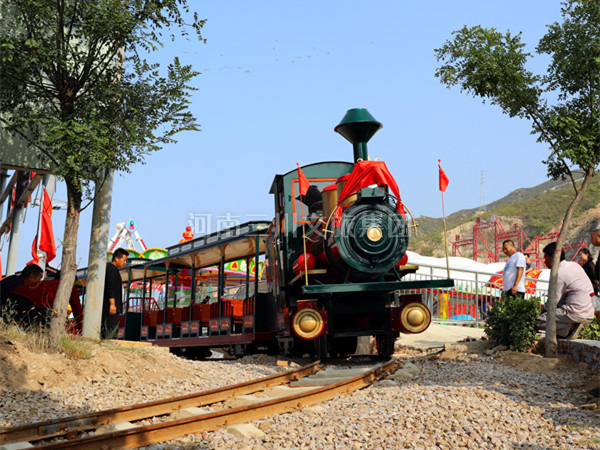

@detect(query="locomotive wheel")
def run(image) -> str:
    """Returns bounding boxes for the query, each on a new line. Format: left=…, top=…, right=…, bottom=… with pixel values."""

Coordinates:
left=316, top=334, right=328, bottom=359
left=329, top=337, right=358, bottom=358
left=375, top=334, right=395, bottom=358
left=170, top=347, right=212, bottom=359
left=292, top=335, right=328, bottom=359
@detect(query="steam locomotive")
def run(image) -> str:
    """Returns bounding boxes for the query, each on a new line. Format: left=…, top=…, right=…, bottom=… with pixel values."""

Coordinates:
left=80, top=108, right=454, bottom=358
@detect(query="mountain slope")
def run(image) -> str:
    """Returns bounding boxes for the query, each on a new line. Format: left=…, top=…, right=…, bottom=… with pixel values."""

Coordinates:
left=409, top=173, right=600, bottom=257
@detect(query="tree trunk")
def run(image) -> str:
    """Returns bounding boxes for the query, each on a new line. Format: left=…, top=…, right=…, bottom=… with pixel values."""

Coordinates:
left=545, top=167, right=595, bottom=357
left=48, top=180, right=81, bottom=348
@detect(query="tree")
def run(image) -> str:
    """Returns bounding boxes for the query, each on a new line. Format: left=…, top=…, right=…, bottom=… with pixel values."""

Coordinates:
left=0, top=0, right=204, bottom=346
left=434, top=0, right=599, bottom=357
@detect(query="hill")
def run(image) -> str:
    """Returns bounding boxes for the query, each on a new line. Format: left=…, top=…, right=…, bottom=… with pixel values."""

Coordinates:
left=409, top=172, right=600, bottom=258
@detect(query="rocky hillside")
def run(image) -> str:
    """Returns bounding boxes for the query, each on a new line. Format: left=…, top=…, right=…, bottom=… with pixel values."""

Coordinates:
left=409, top=172, right=600, bottom=258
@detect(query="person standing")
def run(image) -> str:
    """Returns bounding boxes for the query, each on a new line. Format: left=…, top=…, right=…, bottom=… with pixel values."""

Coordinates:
left=536, top=243, right=595, bottom=338
left=501, top=240, right=526, bottom=298
left=102, top=248, right=128, bottom=338
left=525, top=253, right=535, bottom=271
left=578, top=248, right=597, bottom=295
left=591, top=224, right=600, bottom=294
left=589, top=224, right=600, bottom=322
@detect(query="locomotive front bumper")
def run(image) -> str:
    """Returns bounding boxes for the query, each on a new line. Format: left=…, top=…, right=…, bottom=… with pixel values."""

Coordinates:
left=301, top=278, right=454, bottom=295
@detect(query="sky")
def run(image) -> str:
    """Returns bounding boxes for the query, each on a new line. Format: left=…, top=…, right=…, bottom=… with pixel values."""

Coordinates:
left=2, top=0, right=567, bottom=271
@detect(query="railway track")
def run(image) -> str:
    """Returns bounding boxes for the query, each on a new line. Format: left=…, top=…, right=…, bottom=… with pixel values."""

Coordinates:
left=1, top=358, right=401, bottom=449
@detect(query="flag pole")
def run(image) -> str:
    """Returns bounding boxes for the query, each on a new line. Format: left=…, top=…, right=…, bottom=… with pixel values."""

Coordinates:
left=297, top=163, right=309, bottom=286
left=441, top=190, right=450, bottom=279
left=438, top=159, right=451, bottom=279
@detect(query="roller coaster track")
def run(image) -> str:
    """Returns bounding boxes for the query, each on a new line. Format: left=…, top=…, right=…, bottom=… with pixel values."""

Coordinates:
left=1, top=358, right=400, bottom=449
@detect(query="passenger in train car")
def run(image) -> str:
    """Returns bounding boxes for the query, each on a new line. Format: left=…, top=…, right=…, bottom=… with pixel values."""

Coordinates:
left=0, top=264, right=44, bottom=322
left=296, top=184, right=322, bottom=218
left=536, top=243, right=595, bottom=339
left=102, top=248, right=129, bottom=338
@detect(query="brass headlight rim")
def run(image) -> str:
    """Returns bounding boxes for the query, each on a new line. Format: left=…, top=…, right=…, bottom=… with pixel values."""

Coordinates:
left=292, top=308, right=325, bottom=340
left=400, top=302, right=431, bottom=333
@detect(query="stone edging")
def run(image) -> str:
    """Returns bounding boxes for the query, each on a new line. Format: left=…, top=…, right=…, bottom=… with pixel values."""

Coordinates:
left=557, top=340, right=600, bottom=369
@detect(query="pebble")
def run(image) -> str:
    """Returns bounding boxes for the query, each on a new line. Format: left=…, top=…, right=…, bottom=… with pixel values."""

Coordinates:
left=1, top=350, right=598, bottom=449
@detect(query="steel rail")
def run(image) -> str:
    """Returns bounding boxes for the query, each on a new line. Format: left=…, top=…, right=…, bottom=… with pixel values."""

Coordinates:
left=0, top=361, right=320, bottom=445
left=33, top=358, right=401, bottom=450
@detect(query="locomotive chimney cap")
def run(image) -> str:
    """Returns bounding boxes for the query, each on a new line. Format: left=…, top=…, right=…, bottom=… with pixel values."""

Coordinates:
left=334, top=108, right=382, bottom=145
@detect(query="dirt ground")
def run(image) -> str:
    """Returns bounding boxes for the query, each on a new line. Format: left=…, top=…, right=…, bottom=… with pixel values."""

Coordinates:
left=0, top=338, right=195, bottom=391
left=495, top=349, right=599, bottom=396
left=400, top=339, right=600, bottom=399
left=0, top=336, right=598, bottom=397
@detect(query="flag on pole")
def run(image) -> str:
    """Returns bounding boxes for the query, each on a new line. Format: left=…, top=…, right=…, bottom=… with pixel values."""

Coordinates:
left=296, top=163, right=310, bottom=284
left=438, top=160, right=451, bottom=278
left=29, top=189, right=56, bottom=265
left=438, top=159, right=449, bottom=192
left=296, top=163, right=309, bottom=196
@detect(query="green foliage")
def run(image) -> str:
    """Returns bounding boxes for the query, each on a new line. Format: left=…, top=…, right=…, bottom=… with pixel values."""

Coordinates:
left=0, top=0, right=205, bottom=344
left=435, top=0, right=600, bottom=183
left=423, top=1, right=600, bottom=270
left=435, top=25, right=542, bottom=119
left=484, top=295, right=541, bottom=351
left=0, top=0, right=205, bottom=200
left=580, top=317, right=600, bottom=340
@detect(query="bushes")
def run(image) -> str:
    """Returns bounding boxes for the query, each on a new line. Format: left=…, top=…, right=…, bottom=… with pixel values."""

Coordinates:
left=580, top=318, right=600, bottom=341
left=484, top=295, right=541, bottom=351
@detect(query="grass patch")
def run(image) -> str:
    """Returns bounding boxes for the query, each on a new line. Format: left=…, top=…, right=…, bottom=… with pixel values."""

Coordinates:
left=99, top=342, right=157, bottom=361
left=1, top=306, right=93, bottom=359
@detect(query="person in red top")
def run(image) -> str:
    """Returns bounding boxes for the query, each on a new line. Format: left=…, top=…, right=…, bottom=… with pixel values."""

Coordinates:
left=0, top=264, right=44, bottom=323
left=11, top=277, right=84, bottom=334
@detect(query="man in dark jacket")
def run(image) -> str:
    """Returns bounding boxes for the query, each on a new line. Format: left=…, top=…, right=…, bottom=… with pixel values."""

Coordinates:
left=590, top=224, right=600, bottom=322
left=101, top=248, right=128, bottom=338
left=591, top=225, right=600, bottom=293
left=0, top=264, right=44, bottom=322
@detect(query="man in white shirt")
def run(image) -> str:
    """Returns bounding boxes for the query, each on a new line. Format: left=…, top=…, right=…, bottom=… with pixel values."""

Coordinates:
left=536, top=242, right=595, bottom=338
left=501, top=240, right=526, bottom=298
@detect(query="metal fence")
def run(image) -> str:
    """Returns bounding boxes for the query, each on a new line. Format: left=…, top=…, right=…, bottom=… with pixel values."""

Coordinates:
left=398, top=263, right=549, bottom=326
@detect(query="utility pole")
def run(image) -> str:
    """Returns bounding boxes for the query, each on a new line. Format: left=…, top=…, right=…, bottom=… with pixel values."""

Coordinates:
left=5, top=171, right=29, bottom=275
left=82, top=171, right=114, bottom=339
left=479, top=170, right=486, bottom=212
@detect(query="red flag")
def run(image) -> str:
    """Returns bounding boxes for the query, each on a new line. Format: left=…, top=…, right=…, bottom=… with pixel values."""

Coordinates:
left=438, top=159, right=449, bottom=192
left=296, top=163, right=309, bottom=196
left=29, top=189, right=56, bottom=264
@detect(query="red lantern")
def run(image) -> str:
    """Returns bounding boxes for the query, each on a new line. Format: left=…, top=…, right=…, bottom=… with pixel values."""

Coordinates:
left=293, top=253, right=317, bottom=275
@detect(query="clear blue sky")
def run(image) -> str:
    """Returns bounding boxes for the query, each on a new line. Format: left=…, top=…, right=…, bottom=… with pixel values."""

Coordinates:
left=3, top=1, right=566, bottom=270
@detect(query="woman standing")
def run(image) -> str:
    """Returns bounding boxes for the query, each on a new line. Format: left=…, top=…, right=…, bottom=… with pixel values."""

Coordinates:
left=579, top=248, right=598, bottom=295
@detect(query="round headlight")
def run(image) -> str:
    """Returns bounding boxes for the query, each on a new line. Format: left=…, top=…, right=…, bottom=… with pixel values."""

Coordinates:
left=292, top=308, right=325, bottom=339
